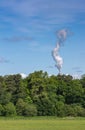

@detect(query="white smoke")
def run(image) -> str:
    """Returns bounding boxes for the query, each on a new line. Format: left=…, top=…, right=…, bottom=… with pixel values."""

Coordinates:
left=52, top=29, right=70, bottom=74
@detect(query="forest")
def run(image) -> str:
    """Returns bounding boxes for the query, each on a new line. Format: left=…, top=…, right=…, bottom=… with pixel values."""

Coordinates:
left=0, top=70, right=85, bottom=117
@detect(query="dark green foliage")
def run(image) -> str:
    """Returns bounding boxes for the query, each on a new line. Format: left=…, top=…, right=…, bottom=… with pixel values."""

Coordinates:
left=0, top=80, right=12, bottom=105
left=0, top=71, right=85, bottom=117
left=55, top=101, right=65, bottom=117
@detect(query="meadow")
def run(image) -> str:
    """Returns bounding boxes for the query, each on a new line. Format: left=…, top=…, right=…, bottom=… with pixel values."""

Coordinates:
left=0, top=117, right=85, bottom=130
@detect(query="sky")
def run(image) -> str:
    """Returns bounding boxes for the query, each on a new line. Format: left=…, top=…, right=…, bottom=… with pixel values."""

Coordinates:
left=0, top=0, right=85, bottom=77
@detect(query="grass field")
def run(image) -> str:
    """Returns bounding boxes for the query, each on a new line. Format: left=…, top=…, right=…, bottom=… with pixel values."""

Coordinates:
left=0, top=117, right=85, bottom=130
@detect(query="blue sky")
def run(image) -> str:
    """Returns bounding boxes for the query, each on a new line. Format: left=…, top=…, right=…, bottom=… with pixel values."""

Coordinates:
left=0, top=0, right=85, bottom=77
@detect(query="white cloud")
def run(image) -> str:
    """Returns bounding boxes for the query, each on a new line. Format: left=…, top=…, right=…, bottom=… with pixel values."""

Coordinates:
left=20, top=73, right=27, bottom=79
left=72, top=74, right=82, bottom=79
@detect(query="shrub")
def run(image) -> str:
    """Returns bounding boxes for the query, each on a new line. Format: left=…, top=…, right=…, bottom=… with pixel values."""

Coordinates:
left=64, top=104, right=85, bottom=117
left=16, top=98, right=37, bottom=116
left=23, top=104, right=37, bottom=116
left=0, top=104, right=4, bottom=116
left=72, top=104, right=85, bottom=117
left=4, top=102, right=16, bottom=116
left=64, top=104, right=76, bottom=117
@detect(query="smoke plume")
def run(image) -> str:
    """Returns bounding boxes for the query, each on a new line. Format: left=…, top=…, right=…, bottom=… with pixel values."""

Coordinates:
left=52, top=29, right=70, bottom=74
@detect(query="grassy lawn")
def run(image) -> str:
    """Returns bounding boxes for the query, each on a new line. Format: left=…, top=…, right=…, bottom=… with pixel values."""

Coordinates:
left=0, top=117, right=85, bottom=130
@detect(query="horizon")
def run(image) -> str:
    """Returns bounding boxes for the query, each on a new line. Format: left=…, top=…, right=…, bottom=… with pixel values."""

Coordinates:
left=0, top=70, right=83, bottom=80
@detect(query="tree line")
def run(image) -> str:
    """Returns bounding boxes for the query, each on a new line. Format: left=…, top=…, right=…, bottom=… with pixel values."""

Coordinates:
left=0, top=70, right=85, bottom=117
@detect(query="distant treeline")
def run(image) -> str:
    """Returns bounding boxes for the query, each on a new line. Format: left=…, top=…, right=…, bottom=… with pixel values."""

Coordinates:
left=0, top=70, right=85, bottom=117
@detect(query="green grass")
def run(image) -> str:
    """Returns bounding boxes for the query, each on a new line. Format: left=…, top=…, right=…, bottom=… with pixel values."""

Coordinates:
left=0, top=117, right=85, bottom=130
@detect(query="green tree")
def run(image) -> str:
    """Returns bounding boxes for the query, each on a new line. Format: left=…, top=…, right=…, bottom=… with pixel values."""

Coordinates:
left=80, top=75, right=85, bottom=107
left=5, top=74, right=29, bottom=104
left=0, top=82, right=11, bottom=105
left=55, top=101, right=65, bottom=117
left=65, top=79, right=84, bottom=104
